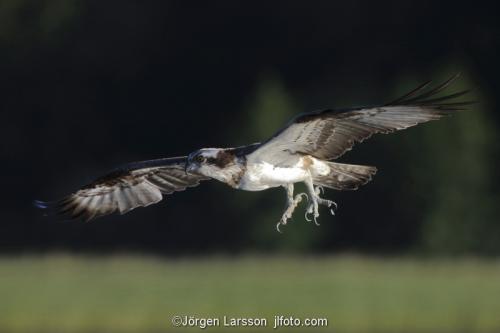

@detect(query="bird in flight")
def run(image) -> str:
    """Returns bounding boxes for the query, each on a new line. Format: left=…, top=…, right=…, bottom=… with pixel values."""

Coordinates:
left=36, top=75, right=472, bottom=231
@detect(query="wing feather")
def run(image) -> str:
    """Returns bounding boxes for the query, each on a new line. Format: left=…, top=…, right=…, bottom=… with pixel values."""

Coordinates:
left=248, top=75, right=474, bottom=164
left=35, top=156, right=209, bottom=221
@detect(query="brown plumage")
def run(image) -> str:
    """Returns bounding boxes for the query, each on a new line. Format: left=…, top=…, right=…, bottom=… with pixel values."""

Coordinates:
left=35, top=75, right=473, bottom=229
left=35, top=157, right=208, bottom=222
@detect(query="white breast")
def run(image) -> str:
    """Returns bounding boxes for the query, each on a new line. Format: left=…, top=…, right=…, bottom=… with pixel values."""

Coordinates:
left=238, top=156, right=329, bottom=191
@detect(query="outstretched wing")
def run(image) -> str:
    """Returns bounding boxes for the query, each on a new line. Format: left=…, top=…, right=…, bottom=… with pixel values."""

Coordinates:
left=248, top=75, right=474, bottom=165
left=35, top=157, right=209, bottom=221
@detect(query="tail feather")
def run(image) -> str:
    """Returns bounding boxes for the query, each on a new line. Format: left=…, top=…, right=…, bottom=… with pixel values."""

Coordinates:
left=314, top=161, right=377, bottom=190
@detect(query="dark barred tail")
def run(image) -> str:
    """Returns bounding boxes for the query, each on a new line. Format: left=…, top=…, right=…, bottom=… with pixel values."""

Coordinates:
left=313, top=161, right=377, bottom=191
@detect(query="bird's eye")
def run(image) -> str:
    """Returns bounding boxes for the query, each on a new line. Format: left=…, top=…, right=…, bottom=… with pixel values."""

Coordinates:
left=195, top=155, right=205, bottom=163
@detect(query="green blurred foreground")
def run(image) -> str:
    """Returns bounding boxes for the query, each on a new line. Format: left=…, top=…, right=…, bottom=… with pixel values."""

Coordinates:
left=1, top=255, right=500, bottom=333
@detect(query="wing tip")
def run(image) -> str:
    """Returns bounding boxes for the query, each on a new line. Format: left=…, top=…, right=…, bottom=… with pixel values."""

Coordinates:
left=34, top=197, right=109, bottom=222
left=385, top=73, right=475, bottom=110
left=33, top=199, right=50, bottom=209
left=34, top=198, right=70, bottom=220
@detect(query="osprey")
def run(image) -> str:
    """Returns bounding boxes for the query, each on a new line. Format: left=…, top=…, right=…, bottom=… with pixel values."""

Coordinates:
left=36, top=76, right=472, bottom=231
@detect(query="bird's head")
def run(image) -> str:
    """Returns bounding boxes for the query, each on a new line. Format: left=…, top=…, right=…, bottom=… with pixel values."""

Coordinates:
left=186, top=148, right=241, bottom=184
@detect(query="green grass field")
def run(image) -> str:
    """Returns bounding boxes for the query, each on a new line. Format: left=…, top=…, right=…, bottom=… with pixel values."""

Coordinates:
left=1, top=254, right=500, bottom=333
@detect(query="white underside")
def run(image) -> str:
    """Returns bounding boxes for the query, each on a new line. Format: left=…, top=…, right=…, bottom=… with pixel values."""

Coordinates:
left=238, top=156, right=331, bottom=191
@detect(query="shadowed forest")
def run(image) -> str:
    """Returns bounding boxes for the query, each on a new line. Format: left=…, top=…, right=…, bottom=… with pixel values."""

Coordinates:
left=3, top=0, right=498, bottom=255
left=1, top=1, right=500, bottom=332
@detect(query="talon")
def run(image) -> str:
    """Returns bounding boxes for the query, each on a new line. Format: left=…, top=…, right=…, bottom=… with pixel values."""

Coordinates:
left=330, top=208, right=335, bottom=216
left=305, top=203, right=314, bottom=222
left=313, top=215, right=320, bottom=226
left=305, top=210, right=312, bottom=222
left=276, top=221, right=283, bottom=233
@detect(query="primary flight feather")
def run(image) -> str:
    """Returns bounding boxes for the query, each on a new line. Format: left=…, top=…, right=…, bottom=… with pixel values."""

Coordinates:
left=35, top=75, right=473, bottom=231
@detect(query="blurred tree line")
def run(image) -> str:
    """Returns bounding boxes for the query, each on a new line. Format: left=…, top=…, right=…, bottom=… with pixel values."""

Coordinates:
left=1, top=0, right=499, bottom=255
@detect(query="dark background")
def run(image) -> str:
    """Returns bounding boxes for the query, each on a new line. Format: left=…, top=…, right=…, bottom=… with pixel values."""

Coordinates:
left=2, top=0, right=499, bottom=256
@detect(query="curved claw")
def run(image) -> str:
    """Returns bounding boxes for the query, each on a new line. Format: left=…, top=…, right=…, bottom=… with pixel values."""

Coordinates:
left=276, top=221, right=284, bottom=233
left=298, top=192, right=309, bottom=202
left=313, top=214, right=320, bottom=226
left=325, top=200, right=337, bottom=215
left=304, top=210, right=312, bottom=222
